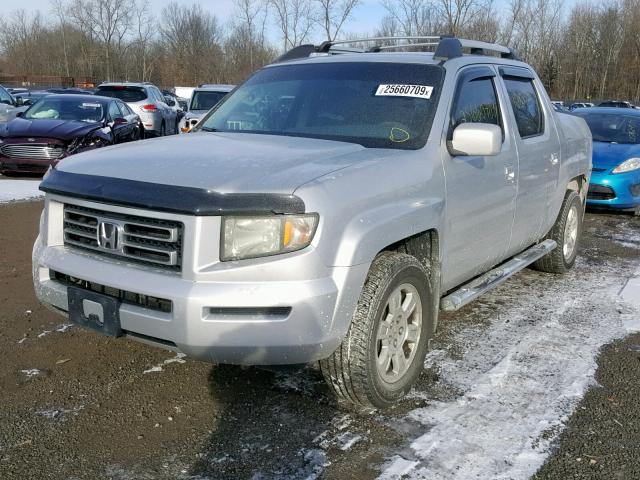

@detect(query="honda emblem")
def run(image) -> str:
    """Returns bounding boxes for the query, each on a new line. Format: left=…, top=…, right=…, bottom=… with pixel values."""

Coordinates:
left=98, top=222, right=119, bottom=250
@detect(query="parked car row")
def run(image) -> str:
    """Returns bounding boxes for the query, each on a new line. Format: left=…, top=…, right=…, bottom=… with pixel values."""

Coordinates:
left=0, top=94, right=143, bottom=175
left=552, top=99, right=639, bottom=112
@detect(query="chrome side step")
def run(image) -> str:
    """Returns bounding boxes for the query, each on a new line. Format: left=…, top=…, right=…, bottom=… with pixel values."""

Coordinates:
left=440, top=239, right=557, bottom=312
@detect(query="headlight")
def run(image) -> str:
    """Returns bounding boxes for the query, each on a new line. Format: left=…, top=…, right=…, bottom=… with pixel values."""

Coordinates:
left=612, top=157, right=640, bottom=174
left=221, top=214, right=319, bottom=261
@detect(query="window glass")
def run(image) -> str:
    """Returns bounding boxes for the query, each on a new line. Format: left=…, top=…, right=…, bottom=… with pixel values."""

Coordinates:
left=24, top=98, right=104, bottom=122
left=190, top=91, right=228, bottom=111
left=198, top=62, right=444, bottom=150
left=504, top=77, right=544, bottom=137
left=450, top=77, right=500, bottom=135
left=117, top=101, right=130, bottom=115
left=108, top=101, right=123, bottom=120
left=0, top=87, right=13, bottom=105
left=575, top=112, right=640, bottom=144
left=97, top=86, right=147, bottom=102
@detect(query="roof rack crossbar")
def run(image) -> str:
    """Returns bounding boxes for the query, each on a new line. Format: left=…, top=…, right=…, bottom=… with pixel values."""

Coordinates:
left=375, top=42, right=440, bottom=51
left=274, top=35, right=521, bottom=63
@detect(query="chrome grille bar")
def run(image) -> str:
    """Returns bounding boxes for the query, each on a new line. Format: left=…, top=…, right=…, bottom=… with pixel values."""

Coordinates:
left=63, top=205, right=183, bottom=271
left=1, top=143, right=66, bottom=160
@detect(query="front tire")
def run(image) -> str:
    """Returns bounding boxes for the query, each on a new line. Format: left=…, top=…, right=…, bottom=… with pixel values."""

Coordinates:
left=533, top=190, right=583, bottom=273
left=320, top=252, right=433, bottom=409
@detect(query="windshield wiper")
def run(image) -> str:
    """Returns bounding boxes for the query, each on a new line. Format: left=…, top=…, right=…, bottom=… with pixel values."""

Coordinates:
left=200, top=127, right=218, bottom=132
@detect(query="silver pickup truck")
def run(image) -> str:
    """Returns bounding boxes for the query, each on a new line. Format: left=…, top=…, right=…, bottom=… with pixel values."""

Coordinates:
left=33, top=37, right=591, bottom=409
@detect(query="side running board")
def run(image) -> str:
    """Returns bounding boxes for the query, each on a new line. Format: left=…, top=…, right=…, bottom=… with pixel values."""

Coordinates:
left=440, top=239, right=557, bottom=312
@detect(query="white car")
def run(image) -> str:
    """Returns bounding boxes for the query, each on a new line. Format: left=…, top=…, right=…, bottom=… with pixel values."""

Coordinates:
left=181, top=84, right=234, bottom=133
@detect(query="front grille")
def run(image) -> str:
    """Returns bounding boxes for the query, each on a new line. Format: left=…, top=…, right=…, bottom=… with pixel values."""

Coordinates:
left=63, top=204, right=183, bottom=271
left=591, top=167, right=607, bottom=173
left=587, top=184, right=616, bottom=200
left=0, top=143, right=65, bottom=160
left=50, top=270, right=172, bottom=313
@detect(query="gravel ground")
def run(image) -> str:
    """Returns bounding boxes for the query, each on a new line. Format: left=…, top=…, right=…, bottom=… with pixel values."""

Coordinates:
left=0, top=199, right=638, bottom=480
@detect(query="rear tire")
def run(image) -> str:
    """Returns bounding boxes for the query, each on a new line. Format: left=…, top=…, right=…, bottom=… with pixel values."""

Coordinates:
left=320, top=252, right=433, bottom=409
left=533, top=190, right=583, bottom=273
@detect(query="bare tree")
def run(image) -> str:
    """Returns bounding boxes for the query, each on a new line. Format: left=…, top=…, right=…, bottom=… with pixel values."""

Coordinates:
left=130, top=0, right=154, bottom=81
left=437, top=0, right=490, bottom=36
left=316, top=0, right=361, bottom=41
left=380, top=0, right=441, bottom=36
left=160, top=2, right=224, bottom=85
left=50, top=0, right=71, bottom=76
left=269, top=0, right=316, bottom=50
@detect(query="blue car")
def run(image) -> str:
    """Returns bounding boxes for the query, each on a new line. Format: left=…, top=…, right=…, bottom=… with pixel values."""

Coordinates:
left=574, top=108, right=640, bottom=214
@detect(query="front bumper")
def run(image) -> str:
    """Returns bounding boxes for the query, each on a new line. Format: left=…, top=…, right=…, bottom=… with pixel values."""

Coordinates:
left=587, top=169, right=640, bottom=209
left=32, top=195, right=368, bottom=365
left=0, top=156, right=58, bottom=174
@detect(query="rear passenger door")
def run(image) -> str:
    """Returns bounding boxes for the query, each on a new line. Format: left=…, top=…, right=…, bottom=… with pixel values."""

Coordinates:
left=498, top=67, right=560, bottom=254
left=441, top=66, right=518, bottom=290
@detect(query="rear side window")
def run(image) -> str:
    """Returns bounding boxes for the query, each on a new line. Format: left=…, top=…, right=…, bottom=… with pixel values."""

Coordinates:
left=97, top=86, right=147, bottom=103
left=450, top=77, right=501, bottom=137
left=504, top=78, right=544, bottom=138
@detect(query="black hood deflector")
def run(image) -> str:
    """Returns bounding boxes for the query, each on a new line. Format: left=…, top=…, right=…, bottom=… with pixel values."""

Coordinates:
left=40, top=169, right=306, bottom=216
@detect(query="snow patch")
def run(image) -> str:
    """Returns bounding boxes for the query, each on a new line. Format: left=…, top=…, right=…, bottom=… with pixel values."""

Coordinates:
left=379, top=256, right=640, bottom=480
left=21, top=369, right=41, bottom=379
left=0, top=179, right=43, bottom=203
left=621, top=268, right=640, bottom=309
left=37, top=405, right=84, bottom=421
left=379, top=456, right=420, bottom=479
left=143, top=353, right=187, bottom=374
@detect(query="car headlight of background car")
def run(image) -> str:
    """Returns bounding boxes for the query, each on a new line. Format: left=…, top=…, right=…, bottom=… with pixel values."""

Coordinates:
left=612, top=157, right=640, bottom=174
left=221, top=214, right=319, bottom=261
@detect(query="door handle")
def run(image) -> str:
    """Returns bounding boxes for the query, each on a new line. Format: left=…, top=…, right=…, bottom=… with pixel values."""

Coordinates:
left=549, top=153, right=559, bottom=165
left=505, top=165, right=515, bottom=184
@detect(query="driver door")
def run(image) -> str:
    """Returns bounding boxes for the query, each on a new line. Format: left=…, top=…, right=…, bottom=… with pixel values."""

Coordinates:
left=441, top=66, right=518, bottom=290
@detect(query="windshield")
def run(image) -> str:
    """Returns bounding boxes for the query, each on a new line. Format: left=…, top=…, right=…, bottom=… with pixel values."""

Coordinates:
left=197, top=62, right=444, bottom=149
left=576, top=112, right=640, bottom=144
left=97, top=86, right=147, bottom=102
left=190, top=91, right=228, bottom=111
left=24, top=98, right=104, bottom=122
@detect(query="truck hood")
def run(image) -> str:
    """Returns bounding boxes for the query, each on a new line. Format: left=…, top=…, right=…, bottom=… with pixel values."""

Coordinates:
left=56, top=132, right=367, bottom=194
left=592, top=140, right=640, bottom=169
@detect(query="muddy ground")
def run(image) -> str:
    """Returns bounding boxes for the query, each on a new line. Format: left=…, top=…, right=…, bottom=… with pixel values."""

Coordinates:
left=0, top=200, right=638, bottom=480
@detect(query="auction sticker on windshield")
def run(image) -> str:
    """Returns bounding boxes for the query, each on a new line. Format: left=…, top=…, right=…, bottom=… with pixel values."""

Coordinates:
left=375, top=84, right=433, bottom=99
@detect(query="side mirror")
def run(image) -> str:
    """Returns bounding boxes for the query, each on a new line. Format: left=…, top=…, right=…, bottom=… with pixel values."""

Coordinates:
left=449, top=123, right=502, bottom=156
left=15, top=96, right=24, bottom=106
left=23, top=98, right=33, bottom=106
left=164, top=96, right=176, bottom=107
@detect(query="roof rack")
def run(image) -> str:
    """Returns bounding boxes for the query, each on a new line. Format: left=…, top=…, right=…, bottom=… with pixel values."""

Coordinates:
left=274, top=36, right=520, bottom=63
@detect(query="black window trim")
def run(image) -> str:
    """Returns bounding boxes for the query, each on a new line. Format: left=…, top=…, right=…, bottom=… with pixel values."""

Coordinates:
left=448, top=65, right=505, bottom=142
left=500, top=70, right=546, bottom=140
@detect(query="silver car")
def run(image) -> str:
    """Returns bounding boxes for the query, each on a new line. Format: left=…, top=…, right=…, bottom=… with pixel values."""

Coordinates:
left=33, top=37, right=591, bottom=409
left=96, top=82, right=178, bottom=137
left=181, top=84, right=234, bottom=133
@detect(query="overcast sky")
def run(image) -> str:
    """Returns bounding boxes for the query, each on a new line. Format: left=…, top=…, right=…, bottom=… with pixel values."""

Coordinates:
left=12, top=0, right=389, bottom=44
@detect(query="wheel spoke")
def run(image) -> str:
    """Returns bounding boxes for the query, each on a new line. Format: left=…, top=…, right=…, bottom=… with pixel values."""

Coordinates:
left=388, top=289, right=402, bottom=314
left=377, top=345, right=392, bottom=371
left=392, top=350, right=407, bottom=375
left=401, top=292, right=417, bottom=318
